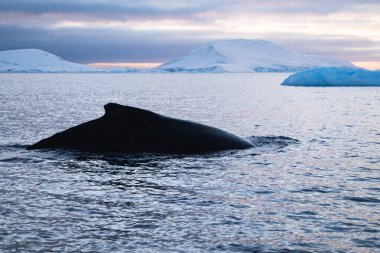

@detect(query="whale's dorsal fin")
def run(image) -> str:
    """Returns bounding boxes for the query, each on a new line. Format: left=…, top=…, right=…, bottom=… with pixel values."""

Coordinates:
left=104, top=103, right=156, bottom=118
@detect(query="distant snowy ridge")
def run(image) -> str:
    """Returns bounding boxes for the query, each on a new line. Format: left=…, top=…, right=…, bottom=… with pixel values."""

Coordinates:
left=281, top=67, right=380, bottom=86
left=157, top=39, right=355, bottom=73
left=0, top=42, right=357, bottom=74
left=0, top=49, right=105, bottom=73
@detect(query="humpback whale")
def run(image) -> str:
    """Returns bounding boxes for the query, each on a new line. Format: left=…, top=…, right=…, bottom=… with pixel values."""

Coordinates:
left=29, top=103, right=253, bottom=154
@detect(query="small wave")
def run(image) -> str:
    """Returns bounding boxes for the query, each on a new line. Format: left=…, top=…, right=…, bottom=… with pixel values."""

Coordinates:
left=246, top=135, right=299, bottom=149
left=292, top=186, right=337, bottom=194
left=0, top=144, right=29, bottom=150
left=0, top=144, right=44, bottom=163
left=0, top=156, right=43, bottom=163
left=214, top=244, right=314, bottom=253
left=343, top=196, right=380, bottom=203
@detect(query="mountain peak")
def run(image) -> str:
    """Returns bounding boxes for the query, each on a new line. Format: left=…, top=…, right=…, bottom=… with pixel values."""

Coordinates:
left=158, top=39, right=355, bottom=73
left=209, top=39, right=273, bottom=45
left=0, top=48, right=99, bottom=73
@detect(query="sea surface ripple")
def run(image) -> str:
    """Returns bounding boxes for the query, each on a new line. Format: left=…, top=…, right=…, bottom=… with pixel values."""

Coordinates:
left=0, top=73, right=379, bottom=252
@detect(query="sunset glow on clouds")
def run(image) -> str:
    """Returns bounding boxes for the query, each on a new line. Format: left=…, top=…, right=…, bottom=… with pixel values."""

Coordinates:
left=0, top=0, right=379, bottom=69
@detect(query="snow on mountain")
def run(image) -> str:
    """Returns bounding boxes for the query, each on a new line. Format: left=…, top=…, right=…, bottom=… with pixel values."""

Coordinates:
left=281, top=67, right=380, bottom=86
left=157, top=39, right=355, bottom=73
left=0, top=49, right=103, bottom=73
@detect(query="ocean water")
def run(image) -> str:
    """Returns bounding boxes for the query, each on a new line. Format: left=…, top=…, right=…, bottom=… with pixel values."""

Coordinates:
left=0, top=73, right=379, bottom=252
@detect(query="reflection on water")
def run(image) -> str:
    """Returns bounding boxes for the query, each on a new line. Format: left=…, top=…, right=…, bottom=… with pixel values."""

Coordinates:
left=0, top=73, right=379, bottom=252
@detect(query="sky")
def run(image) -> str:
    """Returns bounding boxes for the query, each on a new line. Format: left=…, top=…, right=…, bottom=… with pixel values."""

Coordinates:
left=0, top=0, right=379, bottom=69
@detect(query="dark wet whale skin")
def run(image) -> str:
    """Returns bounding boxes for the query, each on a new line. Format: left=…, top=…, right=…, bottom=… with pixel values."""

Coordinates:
left=29, top=103, right=254, bottom=154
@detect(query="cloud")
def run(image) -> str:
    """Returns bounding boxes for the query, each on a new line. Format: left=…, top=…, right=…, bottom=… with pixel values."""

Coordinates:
left=0, top=0, right=379, bottom=64
left=1, top=0, right=379, bottom=23
left=225, top=0, right=380, bottom=15
left=0, top=25, right=203, bottom=62
left=1, top=24, right=379, bottom=64
left=266, top=35, right=380, bottom=61
left=0, top=0, right=217, bottom=20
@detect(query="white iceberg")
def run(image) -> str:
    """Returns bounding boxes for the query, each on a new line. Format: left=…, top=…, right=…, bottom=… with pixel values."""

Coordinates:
left=0, top=49, right=106, bottom=73
left=281, top=67, right=380, bottom=86
left=157, top=39, right=355, bottom=73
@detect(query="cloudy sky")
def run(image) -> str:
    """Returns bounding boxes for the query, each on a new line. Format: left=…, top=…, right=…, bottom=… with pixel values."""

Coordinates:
left=1, top=0, right=379, bottom=69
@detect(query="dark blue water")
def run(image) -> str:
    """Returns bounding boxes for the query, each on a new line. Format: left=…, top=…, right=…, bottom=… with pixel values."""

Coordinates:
left=0, top=73, right=379, bottom=252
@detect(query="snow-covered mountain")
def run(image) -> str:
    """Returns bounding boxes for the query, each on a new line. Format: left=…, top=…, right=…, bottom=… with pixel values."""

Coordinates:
left=0, top=49, right=102, bottom=73
left=157, top=39, right=355, bottom=73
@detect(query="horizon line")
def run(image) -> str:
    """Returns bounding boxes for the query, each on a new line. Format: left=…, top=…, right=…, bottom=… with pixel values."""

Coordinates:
left=87, top=61, right=380, bottom=70
left=87, top=62, right=162, bottom=69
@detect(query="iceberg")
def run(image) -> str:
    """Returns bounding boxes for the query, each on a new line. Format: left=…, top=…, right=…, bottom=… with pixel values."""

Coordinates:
left=157, top=39, right=355, bottom=73
left=281, top=67, right=380, bottom=86
left=0, top=49, right=107, bottom=73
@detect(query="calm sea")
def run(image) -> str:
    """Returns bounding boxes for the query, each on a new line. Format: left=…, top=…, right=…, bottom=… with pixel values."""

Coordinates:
left=0, top=73, right=379, bottom=252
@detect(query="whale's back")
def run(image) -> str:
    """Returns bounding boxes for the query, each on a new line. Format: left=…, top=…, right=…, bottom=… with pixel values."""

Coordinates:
left=29, top=103, right=253, bottom=154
